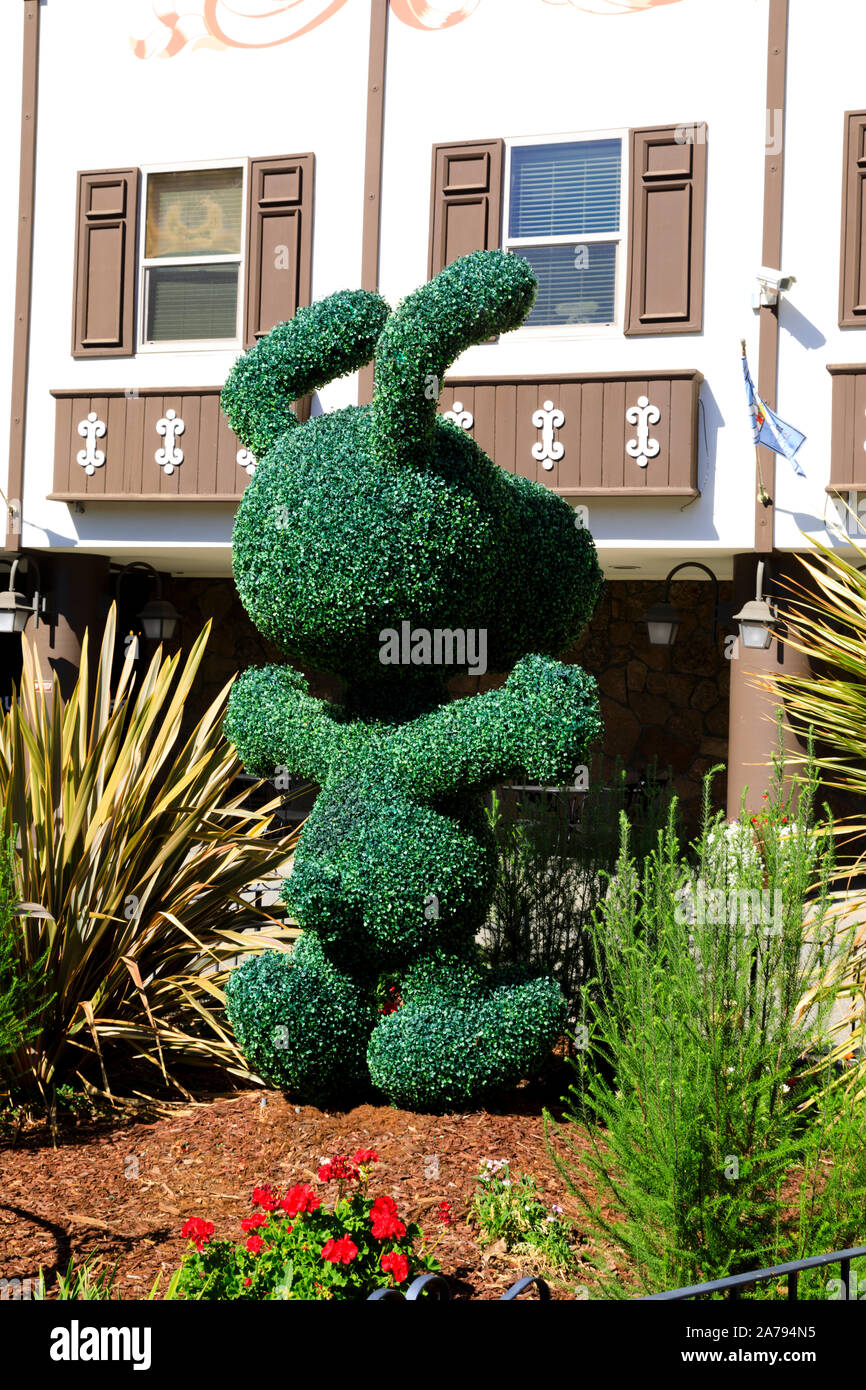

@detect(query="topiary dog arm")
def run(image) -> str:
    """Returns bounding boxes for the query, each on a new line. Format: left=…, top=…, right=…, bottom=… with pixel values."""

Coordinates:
left=371, top=250, right=536, bottom=471
left=388, top=654, right=601, bottom=800
left=224, top=665, right=354, bottom=784
left=221, top=289, right=390, bottom=459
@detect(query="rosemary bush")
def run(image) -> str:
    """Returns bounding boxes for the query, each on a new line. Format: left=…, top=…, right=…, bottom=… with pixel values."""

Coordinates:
left=546, top=751, right=866, bottom=1298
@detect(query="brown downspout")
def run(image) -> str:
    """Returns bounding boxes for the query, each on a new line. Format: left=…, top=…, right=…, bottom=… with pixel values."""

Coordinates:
left=358, top=0, right=389, bottom=406
left=6, top=0, right=40, bottom=554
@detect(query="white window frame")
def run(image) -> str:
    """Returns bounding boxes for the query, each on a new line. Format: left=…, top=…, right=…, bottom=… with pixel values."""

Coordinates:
left=137, top=157, right=248, bottom=354
left=502, top=129, right=629, bottom=340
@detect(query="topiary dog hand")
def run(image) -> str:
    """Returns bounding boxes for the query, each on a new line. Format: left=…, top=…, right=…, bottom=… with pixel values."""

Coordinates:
left=388, top=653, right=601, bottom=800
left=224, top=665, right=355, bottom=784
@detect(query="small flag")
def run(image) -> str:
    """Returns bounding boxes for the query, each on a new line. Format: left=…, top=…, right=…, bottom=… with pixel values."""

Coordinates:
left=741, top=344, right=806, bottom=476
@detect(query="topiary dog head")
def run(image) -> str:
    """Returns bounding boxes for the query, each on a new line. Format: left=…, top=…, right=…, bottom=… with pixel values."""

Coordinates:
left=222, top=251, right=602, bottom=708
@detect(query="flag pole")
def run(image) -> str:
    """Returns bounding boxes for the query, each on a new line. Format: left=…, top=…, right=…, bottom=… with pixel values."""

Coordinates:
left=742, top=339, right=771, bottom=507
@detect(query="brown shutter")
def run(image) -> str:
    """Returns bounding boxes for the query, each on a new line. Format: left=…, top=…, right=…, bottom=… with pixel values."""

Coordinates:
left=244, top=153, right=314, bottom=347
left=839, top=111, right=866, bottom=327
left=428, top=139, right=503, bottom=278
left=625, top=125, right=707, bottom=336
left=71, top=168, right=139, bottom=357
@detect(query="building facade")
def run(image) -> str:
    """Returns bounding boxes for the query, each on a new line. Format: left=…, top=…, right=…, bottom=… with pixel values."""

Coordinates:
left=2, top=0, right=863, bottom=825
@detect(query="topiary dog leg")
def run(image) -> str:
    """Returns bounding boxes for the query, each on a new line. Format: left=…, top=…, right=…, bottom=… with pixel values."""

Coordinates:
left=225, top=933, right=378, bottom=1105
left=366, top=946, right=568, bottom=1111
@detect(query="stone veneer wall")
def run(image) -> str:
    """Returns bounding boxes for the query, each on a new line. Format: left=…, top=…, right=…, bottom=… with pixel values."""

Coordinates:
left=164, top=575, right=731, bottom=833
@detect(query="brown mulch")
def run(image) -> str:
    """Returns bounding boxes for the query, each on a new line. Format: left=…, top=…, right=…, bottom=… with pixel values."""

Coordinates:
left=0, top=1082, right=611, bottom=1301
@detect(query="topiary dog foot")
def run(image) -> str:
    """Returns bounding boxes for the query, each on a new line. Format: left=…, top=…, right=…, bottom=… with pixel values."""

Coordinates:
left=366, top=949, right=568, bottom=1111
left=224, top=933, right=377, bottom=1105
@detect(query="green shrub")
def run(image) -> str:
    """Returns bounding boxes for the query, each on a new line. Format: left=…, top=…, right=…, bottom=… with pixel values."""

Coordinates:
left=545, top=747, right=866, bottom=1298
left=222, top=249, right=602, bottom=1108
left=0, top=835, right=51, bottom=1089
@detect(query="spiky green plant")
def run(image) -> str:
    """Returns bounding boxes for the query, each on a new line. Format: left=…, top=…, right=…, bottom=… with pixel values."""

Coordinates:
left=0, top=603, right=300, bottom=1103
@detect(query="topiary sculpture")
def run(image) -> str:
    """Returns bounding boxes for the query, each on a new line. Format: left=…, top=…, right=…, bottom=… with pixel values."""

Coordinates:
left=221, top=250, right=603, bottom=1109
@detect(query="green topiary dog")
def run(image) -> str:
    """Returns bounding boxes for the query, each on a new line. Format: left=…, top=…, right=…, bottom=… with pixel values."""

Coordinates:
left=221, top=250, right=603, bottom=1109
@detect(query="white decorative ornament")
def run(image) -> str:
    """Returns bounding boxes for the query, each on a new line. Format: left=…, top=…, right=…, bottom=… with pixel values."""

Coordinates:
left=76, top=411, right=106, bottom=476
left=155, top=408, right=185, bottom=475
left=625, top=395, right=661, bottom=469
left=443, top=400, right=473, bottom=430
left=237, top=448, right=257, bottom=476
left=531, top=400, right=565, bottom=471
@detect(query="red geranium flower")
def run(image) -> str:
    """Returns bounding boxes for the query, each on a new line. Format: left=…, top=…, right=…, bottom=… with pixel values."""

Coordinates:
left=370, top=1194, right=407, bottom=1240
left=281, top=1184, right=321, bottom=1216
left=246, top=1234, right=265, bottom=1255
left=438, top=1200, right=453, bottom=1226
left=241, top=1213, right=268, bottom=1232
left=353, top=1149, right=379, bottom=1166
left=380, top=1250, right=409, bottom=1283
left=251, top=1184, right=278, bottom=1211
left=180, top=1217, right=214, bottom=1252
left=321, top=1235, right=359, bottom=1265
left=318, top=1154, right=359, bottom=1183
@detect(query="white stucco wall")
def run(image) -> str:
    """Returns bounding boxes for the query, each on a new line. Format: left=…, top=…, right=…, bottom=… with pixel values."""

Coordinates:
left=13, top=0, right=862, bottom=578
left=0, top=1, right=25, bottom=515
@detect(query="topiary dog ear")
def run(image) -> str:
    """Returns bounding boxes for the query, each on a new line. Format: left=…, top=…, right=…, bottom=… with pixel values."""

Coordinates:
left=221, top=289, right=391, bottom=459
left=370, top=250, right=536, bottom=471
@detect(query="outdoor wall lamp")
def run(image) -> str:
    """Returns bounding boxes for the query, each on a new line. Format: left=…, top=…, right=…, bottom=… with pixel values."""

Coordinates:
left=645, top=562, right=721, bottom=647
left=0, top=558, right=47, bottom=635
left=116, top=562, right=181, bottom=643
left=732, top=559, right=777, bottom=650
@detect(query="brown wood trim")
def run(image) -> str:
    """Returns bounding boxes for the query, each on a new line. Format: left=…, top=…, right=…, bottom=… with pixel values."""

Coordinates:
left=445, top=369, right=703, bottom=387
left=6, top=1, right=40, bottom=553
left=358, top=0, right=389, bottom=406
left=427, top=139, right=504, bottom=280
left=755, top=0, right=789, bottom=554
left=47, top=493, right=244, bottom=503
left=555, top=487, right=699, bottom=498
left=826, top=362, right=866, bottom=374
left=71, top=169, right=139, bottom=358
left=839, top=111, right=866, bottom=327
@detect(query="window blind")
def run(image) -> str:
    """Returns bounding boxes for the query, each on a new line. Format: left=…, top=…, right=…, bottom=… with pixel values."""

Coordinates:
left=145, top=168, right=243, bottom=259
left=145, top=265, right=239, bottom=342
left=515, top=243, right=617, bottom=326
left=508, top=140, right=621, bottom=238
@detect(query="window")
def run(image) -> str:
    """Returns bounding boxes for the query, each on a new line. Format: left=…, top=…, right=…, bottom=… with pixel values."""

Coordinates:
left=140, top=165, right=245, bottom=346
left=504, top=137, right=625, bottom=329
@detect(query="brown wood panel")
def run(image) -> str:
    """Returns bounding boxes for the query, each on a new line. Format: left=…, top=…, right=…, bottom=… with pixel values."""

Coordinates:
left=428, top=140, right=503, bottom=278
left=471, top=385, right=496, bottom=463
left=557, top=382, right=582, bottom=493
left=72, top=169, right=138, bottom=357
left=54, top=395, right=72, bottom=496
left=216, top=403, right=241, bottom=494
left=668, top=377, right=695, bottom=491
left=197, top=394, right=219, bottom=496
left=625, top=126, right=706, bottom=336
left=603, top=380, right=627, bottom=490
left=244, top=154, right=314, bottom=347
left=579, top=382, right=604, bottom=491
left=123, top=393, right=145, bottom=496
left=840, top=112, right=866, bottom=326
left=515, top=384, right=539, bottom=484
left=495, top=384, right=517, bottom=478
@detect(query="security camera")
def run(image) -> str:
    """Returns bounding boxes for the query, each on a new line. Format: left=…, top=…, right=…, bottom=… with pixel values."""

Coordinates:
left=753, top=267, right=796, bottom=310
left=757, top=267, right=796, bottom=292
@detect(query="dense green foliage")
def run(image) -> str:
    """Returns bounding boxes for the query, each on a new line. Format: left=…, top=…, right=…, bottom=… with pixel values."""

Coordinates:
left=0, top=836, right=49, bottom=1084
left=222, top=249, right=603, bottom=1107
left=546, top=753, right=866, bottom=1298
